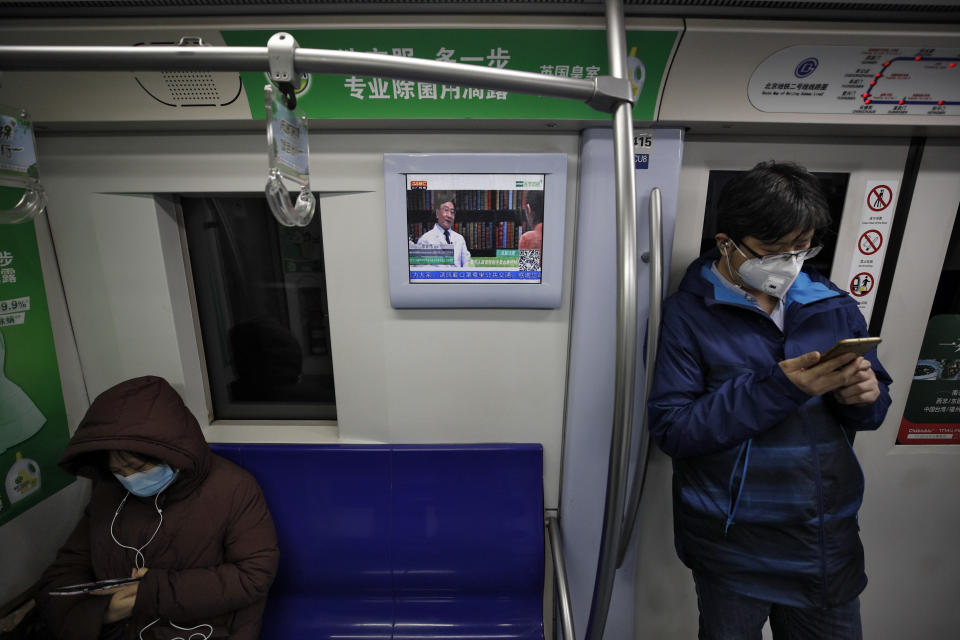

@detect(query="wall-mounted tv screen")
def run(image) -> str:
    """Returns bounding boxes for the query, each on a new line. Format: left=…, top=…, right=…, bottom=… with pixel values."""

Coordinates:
left=405, top=173, right=545, bottom=284
left=385, top=154, right=567, bottom=308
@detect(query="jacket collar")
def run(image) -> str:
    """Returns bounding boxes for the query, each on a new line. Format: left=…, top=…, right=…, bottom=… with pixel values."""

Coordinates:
left=682, top=249, right=842, bottom=309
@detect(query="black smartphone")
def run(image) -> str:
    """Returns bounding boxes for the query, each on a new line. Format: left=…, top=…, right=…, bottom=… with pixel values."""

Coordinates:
left=48, top=576, right=141, bottom=596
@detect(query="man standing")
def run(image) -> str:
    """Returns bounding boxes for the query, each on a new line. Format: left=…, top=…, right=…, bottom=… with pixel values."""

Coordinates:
left=649, top=161, right=891, bottom=639
left=416, top=191, right=471, bottom=268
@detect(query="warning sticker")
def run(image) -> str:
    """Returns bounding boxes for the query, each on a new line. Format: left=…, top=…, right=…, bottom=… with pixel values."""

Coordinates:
left=858, top=229, right=883, bottom=255
left=850, top=272, right=874, bottom=297
left=846, top=179, right=899, bottom=321
left=868, top=184, right=893, bottom=212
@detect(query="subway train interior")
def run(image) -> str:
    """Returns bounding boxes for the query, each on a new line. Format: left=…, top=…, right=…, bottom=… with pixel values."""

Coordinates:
left=0, top=0, right=958, bottom=638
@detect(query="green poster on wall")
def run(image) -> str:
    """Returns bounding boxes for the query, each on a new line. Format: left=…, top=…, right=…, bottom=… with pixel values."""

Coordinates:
left=0, top=221, right=74, bottom=525
left=222, top=28, right=679, bottom=121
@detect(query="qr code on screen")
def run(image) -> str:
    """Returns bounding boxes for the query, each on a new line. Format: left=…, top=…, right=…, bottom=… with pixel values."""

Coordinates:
left=518, top=250, right=541, bottom=271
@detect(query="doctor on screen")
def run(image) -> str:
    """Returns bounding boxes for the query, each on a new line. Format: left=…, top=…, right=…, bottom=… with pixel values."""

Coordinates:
left=416, top=191, right=471, bottom=268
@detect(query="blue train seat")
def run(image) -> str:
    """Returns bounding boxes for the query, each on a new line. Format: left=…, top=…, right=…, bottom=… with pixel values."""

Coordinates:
left=209, top=443, right=545, bottom=640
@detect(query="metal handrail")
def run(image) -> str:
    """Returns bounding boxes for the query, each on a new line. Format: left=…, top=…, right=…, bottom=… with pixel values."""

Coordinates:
left=547, top=516, right=577, bottom=640
left=583, top=1, right=639, bottom=639
left=0, top=43, right=627, bottom=113
left=616, top=187, right=663, bottom=566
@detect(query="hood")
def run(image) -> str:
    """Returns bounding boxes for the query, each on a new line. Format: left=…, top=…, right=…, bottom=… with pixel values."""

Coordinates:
left=59, top=376, right=210, bottom=494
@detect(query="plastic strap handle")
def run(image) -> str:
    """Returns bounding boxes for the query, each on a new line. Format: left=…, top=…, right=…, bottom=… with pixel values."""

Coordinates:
left=0, top=183, right=47, bottom=224
left=265, top=170, right=315, bottom=227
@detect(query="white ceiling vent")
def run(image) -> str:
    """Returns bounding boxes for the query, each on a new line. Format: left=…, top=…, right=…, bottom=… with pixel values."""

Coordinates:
left=133, top=38, right=243, bottom=108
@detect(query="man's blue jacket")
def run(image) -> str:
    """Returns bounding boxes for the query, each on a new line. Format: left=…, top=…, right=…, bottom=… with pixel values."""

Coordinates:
left=648, top=249, right=892, bottom=608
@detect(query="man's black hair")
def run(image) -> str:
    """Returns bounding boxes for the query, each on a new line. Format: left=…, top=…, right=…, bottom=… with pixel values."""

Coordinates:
left=716, top=161, right=831, bottom=245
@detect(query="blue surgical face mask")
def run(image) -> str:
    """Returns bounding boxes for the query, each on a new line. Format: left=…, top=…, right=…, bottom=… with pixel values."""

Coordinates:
left=113, top=464, right=179, bottom=497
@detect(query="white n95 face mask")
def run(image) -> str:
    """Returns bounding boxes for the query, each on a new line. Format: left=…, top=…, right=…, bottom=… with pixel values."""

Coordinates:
left=723, top=239, right=814, bottom=298
left=0, top=330, right=47, bottom=456
left=736, top=254, right=804, bottom=298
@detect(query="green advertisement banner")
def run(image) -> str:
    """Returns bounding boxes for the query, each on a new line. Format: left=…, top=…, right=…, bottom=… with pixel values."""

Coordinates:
left=0, top=221, right=74, bottom=525
left=897, top=314, right=960, bottom=445
left=0, top=187, right=24, bottom=211
left=221, top=28, right=679, bottom=120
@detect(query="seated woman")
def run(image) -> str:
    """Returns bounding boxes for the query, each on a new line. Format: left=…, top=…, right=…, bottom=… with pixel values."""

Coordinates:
left=35, top=376, right=279, bottom=640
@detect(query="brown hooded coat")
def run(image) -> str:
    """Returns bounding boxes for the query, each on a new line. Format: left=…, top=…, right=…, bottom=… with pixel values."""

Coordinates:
left=35, top=377, right=279, bottom=640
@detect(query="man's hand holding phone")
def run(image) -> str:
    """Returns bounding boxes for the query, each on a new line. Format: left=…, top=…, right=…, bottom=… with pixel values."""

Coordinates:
left=830, top=357, right=881, bottom=406
left=780, top=336, right=882, bottom=404
left=779, top=351, right=863, bottom=397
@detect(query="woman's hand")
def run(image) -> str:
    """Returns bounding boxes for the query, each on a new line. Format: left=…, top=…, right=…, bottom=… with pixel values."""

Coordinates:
left=96, top=568, right=148, bottom=624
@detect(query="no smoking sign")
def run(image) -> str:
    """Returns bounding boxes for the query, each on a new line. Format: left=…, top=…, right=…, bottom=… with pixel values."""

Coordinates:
left=859, top=229, right=883, bottom=255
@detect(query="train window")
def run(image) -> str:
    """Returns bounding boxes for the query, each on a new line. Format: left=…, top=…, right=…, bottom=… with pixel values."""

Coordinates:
left=181, top=195, right=336, bottom=421
left=928, top=202, right=960, bottom=317
left=699, top=170, right=848, bottom=281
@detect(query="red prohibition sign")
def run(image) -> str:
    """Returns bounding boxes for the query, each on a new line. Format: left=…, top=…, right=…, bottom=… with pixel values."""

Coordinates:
left=850, top=272, right=874, bottom=297
left=868, top=185, right=892, bottom=211
left=859, top=229, right=883, bottom=255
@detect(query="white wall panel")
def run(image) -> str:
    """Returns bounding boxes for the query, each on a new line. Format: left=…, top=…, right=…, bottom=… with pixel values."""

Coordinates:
left=41, top=189, right=186, bottom=398
left=34, top=131, right=579, bottom=509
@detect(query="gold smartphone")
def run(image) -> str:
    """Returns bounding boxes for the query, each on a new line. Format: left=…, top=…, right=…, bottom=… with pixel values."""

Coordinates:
left=819, top=337, right=882, bottom=363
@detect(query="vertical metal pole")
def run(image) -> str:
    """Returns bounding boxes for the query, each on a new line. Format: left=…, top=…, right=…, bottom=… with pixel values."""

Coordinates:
left=547, top=517, right=577, bottom=640
left=617, top=188, right=663, bottom=566
left=584, top=0, right=638, bottom=639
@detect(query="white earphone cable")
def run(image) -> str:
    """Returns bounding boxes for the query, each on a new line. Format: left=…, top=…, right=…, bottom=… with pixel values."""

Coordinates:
left=111, top=473, right=213, bottom=640
left=138, top=618, right=213, bottom=640
left=109, top=490, right=165, bottom=570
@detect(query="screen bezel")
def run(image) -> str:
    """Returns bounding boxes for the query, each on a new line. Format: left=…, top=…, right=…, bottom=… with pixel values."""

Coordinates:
left=384, top=153, right=567, bottom=308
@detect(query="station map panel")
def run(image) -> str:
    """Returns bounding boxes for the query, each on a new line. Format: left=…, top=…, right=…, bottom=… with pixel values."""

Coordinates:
left=749, top=45, right=959, bottom=116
